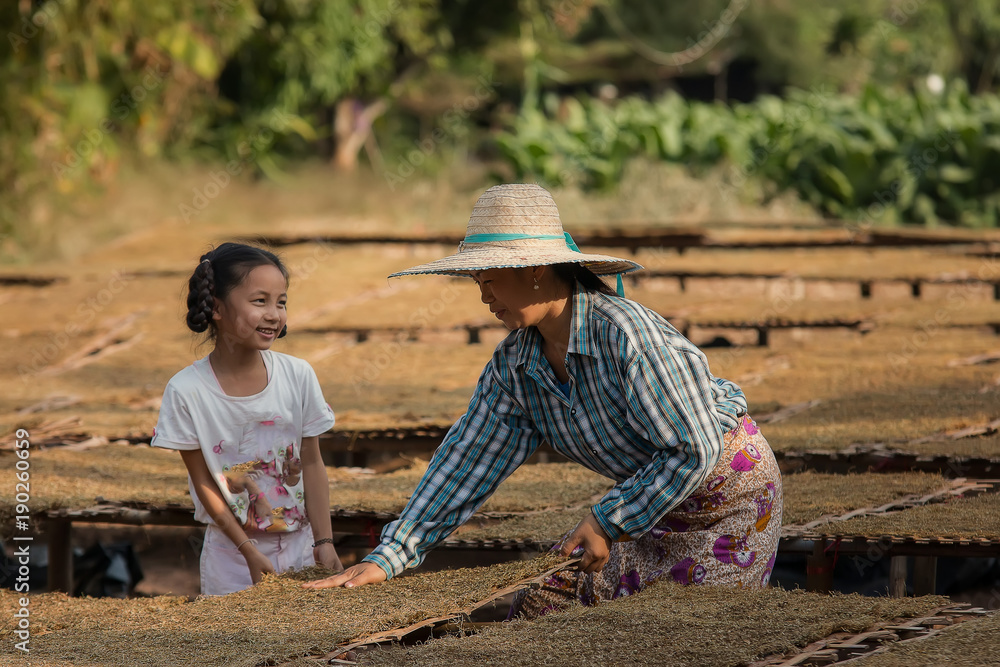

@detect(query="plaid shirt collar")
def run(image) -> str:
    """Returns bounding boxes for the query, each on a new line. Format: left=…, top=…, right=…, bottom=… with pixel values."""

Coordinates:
left=514, top=284, right=598, bottom=371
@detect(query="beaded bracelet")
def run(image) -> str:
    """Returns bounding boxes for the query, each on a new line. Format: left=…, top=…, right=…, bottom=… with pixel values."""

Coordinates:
left=312, top=537, right=335, bottom=548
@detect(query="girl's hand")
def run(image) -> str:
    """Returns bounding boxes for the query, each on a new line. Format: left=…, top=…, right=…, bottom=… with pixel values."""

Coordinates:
left=302, top=561, right=386, bottom=590
left=314, top=542, right=344, bottom=573
left=242, top=545, right=276, bottom=584
left=560, top=512, right=612, bottom=574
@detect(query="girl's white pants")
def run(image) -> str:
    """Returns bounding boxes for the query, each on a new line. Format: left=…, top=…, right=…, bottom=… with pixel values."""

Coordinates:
left=200, top=523, right=315, bottom=596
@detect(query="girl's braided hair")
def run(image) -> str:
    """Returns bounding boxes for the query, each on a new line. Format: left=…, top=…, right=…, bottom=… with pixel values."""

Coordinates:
left=185, top=242, right=289, bottom=340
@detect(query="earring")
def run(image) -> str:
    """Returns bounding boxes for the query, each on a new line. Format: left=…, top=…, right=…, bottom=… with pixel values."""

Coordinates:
left=533, top=277, right=540, bottom=290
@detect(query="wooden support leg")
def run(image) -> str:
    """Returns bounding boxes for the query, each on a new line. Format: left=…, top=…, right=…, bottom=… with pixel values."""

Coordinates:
left=806, top=541, right=834, bottom=593
left=756, top=326, right=769, bottom=347
left=912, top=556, right=937, bottom=596
left=47, top=517, right=73, bottom=593
left=889, top=556, right=908, bottom=598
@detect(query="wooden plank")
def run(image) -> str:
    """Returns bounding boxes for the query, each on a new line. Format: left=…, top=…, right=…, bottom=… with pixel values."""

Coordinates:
left=0, top=274, right=64, bottom=286
left=889, top=556, right=908, bottom=597
left=47, top=517, right=73, bottom=593
left=325, top=557, right=582, bottom=660
left=756, top=400, right=823, bottom=424
left=912, top=556, right=938, bottom=596
left=805, top=541, right=834, bottom=593
left=750, top=604, right=985, bottom=666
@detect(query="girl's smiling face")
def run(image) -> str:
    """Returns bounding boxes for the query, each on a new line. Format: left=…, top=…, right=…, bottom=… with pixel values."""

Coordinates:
left=212, top=264, right=288, bottom=351
left=471, top=267, right=547, bottom=330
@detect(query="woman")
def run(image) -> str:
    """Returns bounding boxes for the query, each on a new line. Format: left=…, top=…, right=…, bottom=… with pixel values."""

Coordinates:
left=305, top=184, right=782, bottom=613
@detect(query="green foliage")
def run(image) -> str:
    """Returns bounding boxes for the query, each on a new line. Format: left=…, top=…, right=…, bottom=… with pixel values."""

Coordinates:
left=3, top=0, right=1000, bottom=244
left=223, top=0, right=439, bottom=117
left=496, top=84, right=1000, bottom=226
left=939, top=0, right=1000, bottom=93
left=0, top=0, right=261, bottom=244
left=588, top=0, right=994, bottom=95
left=0, top=0, right=451, bottom=239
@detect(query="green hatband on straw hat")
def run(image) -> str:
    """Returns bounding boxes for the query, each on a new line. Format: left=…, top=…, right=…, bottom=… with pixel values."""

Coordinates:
left=387, top=184, right=643, bottom=286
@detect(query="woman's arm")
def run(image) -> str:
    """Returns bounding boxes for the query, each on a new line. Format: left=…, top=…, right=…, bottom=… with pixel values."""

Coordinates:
left=179, top=449, right=275, bottom=584
left=591, top=345, right=734, bottom=542
left=300, top=435, right=343, bottom=572
left=304, top=361, right=541, bottom=589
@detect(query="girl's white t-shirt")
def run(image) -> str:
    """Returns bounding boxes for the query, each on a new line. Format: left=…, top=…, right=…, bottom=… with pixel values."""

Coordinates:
left=151, top=350, right=336, bottom=532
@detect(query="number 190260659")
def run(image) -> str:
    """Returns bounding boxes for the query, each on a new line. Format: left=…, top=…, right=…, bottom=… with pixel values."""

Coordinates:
left=13, top=428, right=31, bottom=522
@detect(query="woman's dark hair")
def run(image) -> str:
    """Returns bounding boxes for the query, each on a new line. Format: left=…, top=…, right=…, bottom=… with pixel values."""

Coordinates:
left=186, top=242, right=290, bottom=339
left=551, top=263, right=619, bottom=296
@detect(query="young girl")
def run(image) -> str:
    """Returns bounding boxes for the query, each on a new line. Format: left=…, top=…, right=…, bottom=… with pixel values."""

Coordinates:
left=153, top=242, right=342, bottom=595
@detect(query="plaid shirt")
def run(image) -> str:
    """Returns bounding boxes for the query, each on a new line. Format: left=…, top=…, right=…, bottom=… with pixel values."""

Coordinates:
left=364, top=287, right=748, bottom=578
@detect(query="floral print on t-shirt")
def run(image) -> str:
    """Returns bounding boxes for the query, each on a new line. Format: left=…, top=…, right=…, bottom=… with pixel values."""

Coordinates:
left=215, top=415, right=306, bottom=532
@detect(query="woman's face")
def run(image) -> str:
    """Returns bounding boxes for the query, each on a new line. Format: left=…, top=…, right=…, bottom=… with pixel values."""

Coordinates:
left=471, top=267, right=548, bottom=330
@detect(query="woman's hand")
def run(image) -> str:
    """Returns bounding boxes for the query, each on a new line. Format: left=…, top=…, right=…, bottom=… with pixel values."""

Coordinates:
left=560, top=512, right=612, bottom=574
left=314, top=542, right=344, bottom=573
left=301, top=561, right=387, bottom=590
left=242, top=545, right=276, bottom=584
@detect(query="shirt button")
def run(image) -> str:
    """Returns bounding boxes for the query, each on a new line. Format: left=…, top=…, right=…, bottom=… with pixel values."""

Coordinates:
left=570, top=409, right=577, bottom=415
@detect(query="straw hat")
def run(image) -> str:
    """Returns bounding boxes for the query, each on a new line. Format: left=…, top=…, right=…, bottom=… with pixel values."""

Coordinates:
left=388, top=184, right=643, bottom=278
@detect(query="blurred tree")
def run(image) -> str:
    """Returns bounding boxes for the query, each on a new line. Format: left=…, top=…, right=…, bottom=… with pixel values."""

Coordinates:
left=941, top=0, right=1000, bottom=93
left=0, top=0, right=258, bottom=243
left=3, top=0, right=1000, bottom=246
left=535, top=0, right=989, bottom=99
left=217, top=0, right=447, bottom=171
left=865, top=1, right=954, bottom=92
left=582, top=0, right=890, bottom=97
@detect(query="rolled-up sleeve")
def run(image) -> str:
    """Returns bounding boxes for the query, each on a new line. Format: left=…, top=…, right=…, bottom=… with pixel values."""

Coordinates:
left=592, top=345, right=728, bottom=541
left=364, top=362, right=542, bottom=578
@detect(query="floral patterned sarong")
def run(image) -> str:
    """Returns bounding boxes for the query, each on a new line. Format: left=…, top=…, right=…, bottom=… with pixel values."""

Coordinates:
left=512, top=415, right=783, bottom=618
